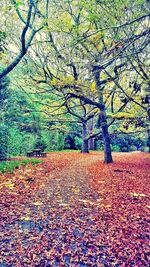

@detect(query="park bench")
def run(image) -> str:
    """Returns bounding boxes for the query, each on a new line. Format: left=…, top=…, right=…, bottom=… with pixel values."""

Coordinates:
left=27, top=149, right=47, bottom=158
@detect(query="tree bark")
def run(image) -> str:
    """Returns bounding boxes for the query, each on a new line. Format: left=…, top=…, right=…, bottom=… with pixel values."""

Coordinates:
left=93, top=65, right=113, bottom=163
left=100, top=107, right=113, bottom=163
left=147, top=109, right=150, bottom=153
left=0, top=0, right=44, bottom=79
left=147, top=129, right=150, bottom=153
left=81, top=121, right=89, bottom=153
left=89, top=137, right=95, bottom=150
left=0, top=52, right=25, bottom=79
left=88, top=117, right=95, bottom=150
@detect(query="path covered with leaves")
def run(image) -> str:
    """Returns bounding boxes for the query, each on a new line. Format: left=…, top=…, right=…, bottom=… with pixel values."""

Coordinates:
left=0, top=152, right=150, bottom=267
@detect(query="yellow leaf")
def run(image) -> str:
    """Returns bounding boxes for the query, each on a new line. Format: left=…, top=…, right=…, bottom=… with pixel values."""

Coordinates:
left=20, top=216, right=31, bottom=221
left=3, top=181, right=14, bottom=190
left=72, top=188, right=80, bottom=193
left=130, top=192, right=147, bottom=197
left=33, top=201, right=43, bottom=206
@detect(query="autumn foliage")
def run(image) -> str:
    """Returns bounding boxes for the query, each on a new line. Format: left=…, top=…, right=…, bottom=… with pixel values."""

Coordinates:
left=0, top=152, right=150, bottom=266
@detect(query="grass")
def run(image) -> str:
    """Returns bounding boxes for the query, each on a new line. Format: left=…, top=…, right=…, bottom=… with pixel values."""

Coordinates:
left=0, top=159, right=43, bottom=174
left=48, top=150, right=80, bottom=153
left=59, top=150, right=80, bottom=153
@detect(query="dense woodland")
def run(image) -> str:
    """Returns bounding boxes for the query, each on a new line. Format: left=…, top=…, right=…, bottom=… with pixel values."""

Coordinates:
left=0, top=0, right=150, bottom=162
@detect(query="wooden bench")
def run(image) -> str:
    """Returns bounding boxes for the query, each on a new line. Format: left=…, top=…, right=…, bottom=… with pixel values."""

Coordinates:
left=27, top=149, right=47, bottom=158
left=27, top=152, right=34, bottom=157
left=40, top=152, right=47, bottom=157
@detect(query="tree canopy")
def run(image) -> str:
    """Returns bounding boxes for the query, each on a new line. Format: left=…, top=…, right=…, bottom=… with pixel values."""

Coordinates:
left=0, top=0, right=149, bottom=161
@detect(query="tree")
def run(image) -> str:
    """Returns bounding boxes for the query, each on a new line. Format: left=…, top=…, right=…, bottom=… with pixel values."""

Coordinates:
left=65, top=99, right=100, bottom=153
left=110, top=42, right=150, bottom=151
left=1, top=0, right=149, bottom=161
left=0, top=0, right=49, bottom=79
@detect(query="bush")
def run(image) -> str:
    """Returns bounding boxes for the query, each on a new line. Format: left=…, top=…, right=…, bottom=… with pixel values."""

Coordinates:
left=0, top=123, right=8, bottom=160
left=120, top=146, right=129, bottom=152
left=141, top=146, right=149, bottom=152
left=64, top=135, right=76, bottom=150
left=7, top=128, right=23, bottom=156
left=111, top=145, right=121, bottom=152
left=40, top=130, right=53, bottom=151
left=95, top=140, right=103, bottom=151
left=74, top=136, right=82, bottom=150
left=21, top=134, right=35, bottom=154
left=130, top=145, right=137, bottom=151
left=7, top=129, right=36, bottom=156
left=34, top=136, right=47, bottom=151
left=56, top=132, right=64, bottom=151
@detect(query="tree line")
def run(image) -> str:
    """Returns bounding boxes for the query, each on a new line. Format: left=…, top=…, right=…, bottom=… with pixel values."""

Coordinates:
left=0, top=0, right=149, bottom=162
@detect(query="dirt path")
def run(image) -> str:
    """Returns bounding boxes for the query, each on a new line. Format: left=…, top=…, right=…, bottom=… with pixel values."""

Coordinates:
left=37, top=153, right=102, bottom=206
left=0, top=152, right=150, bottom=267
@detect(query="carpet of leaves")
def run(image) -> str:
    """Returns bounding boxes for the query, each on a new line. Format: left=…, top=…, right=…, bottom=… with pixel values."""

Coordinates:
left=0, top=152, right=150, bottom=267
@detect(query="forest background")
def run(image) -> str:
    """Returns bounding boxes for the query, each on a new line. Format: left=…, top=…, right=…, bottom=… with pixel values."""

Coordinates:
left=0, top=0, right=149, bottom=163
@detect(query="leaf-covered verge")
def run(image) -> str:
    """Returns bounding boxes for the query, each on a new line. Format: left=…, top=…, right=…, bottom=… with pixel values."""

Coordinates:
left=0, top=159, right=43, bottom=174
left=0, top=152, right=149, bottom=266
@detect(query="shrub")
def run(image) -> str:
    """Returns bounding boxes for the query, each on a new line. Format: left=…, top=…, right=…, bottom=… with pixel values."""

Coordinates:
left=130, top=145, right=137, bottom=151
left=34, top=136, right=47, bottom=151
left=56, top=132, right=65, bottom=151
left=111, top=145, right=121, bottom=152
left=7, top=128, right=23, bottom=156
left=74, top=136, right=82, bottom=150
left=141, top=146, right=149, bottom=152
left=120, top=146, right=129, bottom=152
left=0, top=123, right=8, bottom=160
left=95, top=140, right=103, bottom=151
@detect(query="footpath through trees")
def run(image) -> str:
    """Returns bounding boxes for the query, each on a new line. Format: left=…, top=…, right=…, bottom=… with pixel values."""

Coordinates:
left=0, top=152, right=150, bottom=266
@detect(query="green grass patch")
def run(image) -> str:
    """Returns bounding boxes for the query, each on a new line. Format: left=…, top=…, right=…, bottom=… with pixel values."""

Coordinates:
left=48, top=150, right=80, bottom=153
left=0, top=159, right=43, bottom=174
left=61, top=150, right=80, bottom=153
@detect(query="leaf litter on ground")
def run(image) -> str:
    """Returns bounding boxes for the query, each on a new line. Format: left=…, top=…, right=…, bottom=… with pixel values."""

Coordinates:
left=0, top=151, right=150, bottom=266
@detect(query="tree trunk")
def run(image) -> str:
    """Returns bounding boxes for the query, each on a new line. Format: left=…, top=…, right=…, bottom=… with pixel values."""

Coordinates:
left=89, top=137, right=95, bottom=150
left=147, top=129, right=150, bottom=153
left=81, top=121, right=89, bottom=153
left=88, top=117, right=95, bottom=150
left=93, top=66, right=113, bottom=163
left=100, top=108, right=113, bottom=163
left=147, top=109, right=150, bottom=153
